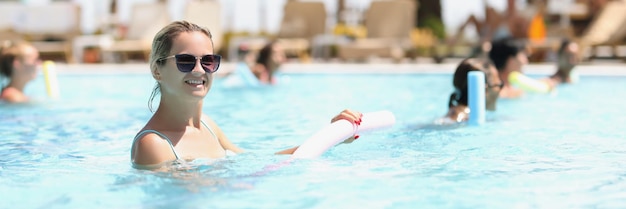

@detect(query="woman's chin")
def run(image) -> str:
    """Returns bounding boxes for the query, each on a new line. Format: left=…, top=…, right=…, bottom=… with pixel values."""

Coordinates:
left=191, top=91, right=208, bottom=98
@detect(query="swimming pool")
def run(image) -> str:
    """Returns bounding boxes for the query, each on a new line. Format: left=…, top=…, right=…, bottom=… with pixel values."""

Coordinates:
left=2, top=63, right=626, bottom=208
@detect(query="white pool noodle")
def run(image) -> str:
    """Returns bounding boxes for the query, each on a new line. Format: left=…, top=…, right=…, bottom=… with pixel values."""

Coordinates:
left=292, top=110, right=396, bottom=159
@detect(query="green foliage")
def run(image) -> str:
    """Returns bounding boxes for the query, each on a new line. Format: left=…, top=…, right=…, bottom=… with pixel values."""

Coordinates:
left=422, top=16, right=446, bottom=39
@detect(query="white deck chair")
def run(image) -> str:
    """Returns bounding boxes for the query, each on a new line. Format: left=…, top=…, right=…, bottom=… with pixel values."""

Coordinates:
left=277, top=1, right=327, bottom=61
left=0, top=2, right=22, bottom=32
left=337, top=0, right=416, bottom=62
left=183, top=0, right=223, bottom=53
left=102, top=2, right=170, bottom=62
left=579, top=0, right=626, bottom=58
left=13, top=2, right=81, bottom=63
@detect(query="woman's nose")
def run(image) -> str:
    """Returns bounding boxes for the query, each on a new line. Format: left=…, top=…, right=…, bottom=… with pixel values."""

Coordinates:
left=190, top=59, right=204, bottom=74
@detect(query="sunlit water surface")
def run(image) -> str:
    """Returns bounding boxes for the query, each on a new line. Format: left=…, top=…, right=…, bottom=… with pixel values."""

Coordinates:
left=2, top=67, right=626, bottom=208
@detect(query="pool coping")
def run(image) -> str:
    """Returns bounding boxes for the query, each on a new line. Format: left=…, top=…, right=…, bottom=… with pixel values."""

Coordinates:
left=51, top=62, right=626, bottom=76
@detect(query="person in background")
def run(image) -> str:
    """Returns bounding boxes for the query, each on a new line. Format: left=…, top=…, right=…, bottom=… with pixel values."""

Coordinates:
left=131, top=21, right=362, bottom=170
left=450, top=0, right=535, bottom=52
left=0, top=40, right=41, bottom=103
left=546, top=39, right=580, bottom=85
left=250, top=41, right=286, bottom=85
left=488, top=37, right=529, bottom=98
left=439, top=58, right=503, bottom=124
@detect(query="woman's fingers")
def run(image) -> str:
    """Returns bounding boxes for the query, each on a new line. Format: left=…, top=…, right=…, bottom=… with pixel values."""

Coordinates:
left=331, top=109, right=362, bottom=124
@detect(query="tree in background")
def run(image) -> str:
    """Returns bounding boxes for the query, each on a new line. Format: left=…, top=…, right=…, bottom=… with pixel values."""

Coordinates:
left=416, top=0, right=445, bottom=39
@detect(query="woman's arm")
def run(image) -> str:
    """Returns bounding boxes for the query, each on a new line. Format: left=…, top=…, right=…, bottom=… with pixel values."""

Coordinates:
left=276, top=146, right=299, bottom=155
left=251, top=64, right=270, bottom=84
left=275, top=109, right=362, bottom=155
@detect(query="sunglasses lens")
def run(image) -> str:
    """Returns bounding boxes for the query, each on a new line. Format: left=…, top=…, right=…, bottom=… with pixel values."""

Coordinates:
left=175, top=54, right=196, bottom=72
left=200, top=55, right=220, bottom=73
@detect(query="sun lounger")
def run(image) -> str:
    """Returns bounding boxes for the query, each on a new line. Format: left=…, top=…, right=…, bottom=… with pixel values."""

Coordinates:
left=275, top=1, right=327, bottom=62
left=337, top=0, right=416, bottom=62
left=579, top=0, right=626, bottom=59
left=12, top=2, right=81, bottom=63
left=183, top=0, right=223, bottom=52
left=101, top=2, right=170, bottom=62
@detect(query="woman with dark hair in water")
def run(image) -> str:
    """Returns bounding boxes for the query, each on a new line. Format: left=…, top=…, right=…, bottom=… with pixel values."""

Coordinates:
left=250, top=41, right=286, bottom=85
left=488, top=37, right=529, bottom=98
left=439, top=58, right=503, bottom=124
left=548, top=39, right=580, bottom=84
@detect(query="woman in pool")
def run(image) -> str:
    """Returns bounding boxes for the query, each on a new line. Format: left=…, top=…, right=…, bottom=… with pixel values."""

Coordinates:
left=0, top=40, right=41, bottom=103
left=440, top=58, right=503, bottom=124
left=131, top=21, right=362, bottom=169
left=546, top=39, right=580, bottom=85
left=488, top=37, right=529, bottom=98
left=250, top=41, right=286, bottom=85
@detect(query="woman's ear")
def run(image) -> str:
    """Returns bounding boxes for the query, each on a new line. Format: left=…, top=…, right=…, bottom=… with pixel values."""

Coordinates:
left=13, top=58, right=21, bottom=70
left=152, top=67, right=161, bottom=81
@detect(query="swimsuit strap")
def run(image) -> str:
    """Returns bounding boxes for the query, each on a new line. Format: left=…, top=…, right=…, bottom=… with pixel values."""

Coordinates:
left=200, top=119, right=229, bottom=155
left=133, top=129, right=181, bottom=160
left=200, top=120, right=219, bottom=142
left=132, top=120, right=222, bottom=163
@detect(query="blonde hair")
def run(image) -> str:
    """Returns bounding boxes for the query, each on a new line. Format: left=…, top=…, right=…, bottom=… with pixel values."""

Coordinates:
left=0, top=40, right=31, bottom=79
left=147, top=21, right=214, bottom=111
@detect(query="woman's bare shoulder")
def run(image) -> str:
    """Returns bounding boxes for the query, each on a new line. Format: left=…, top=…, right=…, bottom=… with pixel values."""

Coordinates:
left=132, top=131, right=177, bottom=166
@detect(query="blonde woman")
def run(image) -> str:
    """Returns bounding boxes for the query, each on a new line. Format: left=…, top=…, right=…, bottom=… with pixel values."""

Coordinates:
left=0, top=41, right=41, bottom=103
left=131, top=21, right=362, bottom=169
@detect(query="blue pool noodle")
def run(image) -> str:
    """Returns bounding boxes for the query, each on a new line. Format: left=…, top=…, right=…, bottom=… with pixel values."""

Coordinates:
left=468, top=71, right=485, bottom=125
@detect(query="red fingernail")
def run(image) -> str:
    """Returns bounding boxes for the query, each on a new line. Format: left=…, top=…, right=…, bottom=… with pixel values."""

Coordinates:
left=354, top=134, right=360, bottom=139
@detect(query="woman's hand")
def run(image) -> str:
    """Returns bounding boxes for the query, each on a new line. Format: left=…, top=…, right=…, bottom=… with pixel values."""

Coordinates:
left=331, top=109, right=362, bottom=144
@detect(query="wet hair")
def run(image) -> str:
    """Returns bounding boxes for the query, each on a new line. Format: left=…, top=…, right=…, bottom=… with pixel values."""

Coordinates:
left=255, top=41, right=276, bottom=71
left=557, top=38, right=571, bottom=55
left=147, top=21, right=214, bottom=111
left=488, top=37, right=526, bottom=71
left=0, top=40, right=30, bottom=86
left=448, top=58, right=493, bottom=107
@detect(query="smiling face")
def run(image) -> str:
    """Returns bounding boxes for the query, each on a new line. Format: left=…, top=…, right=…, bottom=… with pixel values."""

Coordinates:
left=154, top=31, right=215, bottom=100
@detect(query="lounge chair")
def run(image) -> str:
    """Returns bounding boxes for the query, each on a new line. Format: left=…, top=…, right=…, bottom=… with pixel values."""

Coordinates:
left=12, top=2, right=81, bottom=63
left=101, top=2, right=170, bottom=62
left=0, top=2, right=22, bottom=32
left=275, top=1, right=327, bottom=61
left=276, top=1, right=326, bottom=61
left=578, top=0, right=626, bottom=59
left=337, top=0, right=417, bottom=62
left=183, top=0, right=223, bottom=52
left=228, top=1, right=326, bottom=62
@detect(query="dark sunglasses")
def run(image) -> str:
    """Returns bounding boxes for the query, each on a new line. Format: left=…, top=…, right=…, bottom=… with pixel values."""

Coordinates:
left=487, top=81, right=504, bottom=90
left=159, top=54, right=221, bottom=73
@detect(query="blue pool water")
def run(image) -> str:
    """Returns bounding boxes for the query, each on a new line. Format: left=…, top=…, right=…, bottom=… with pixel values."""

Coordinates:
left=2, top=65, right=626, bottom=208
